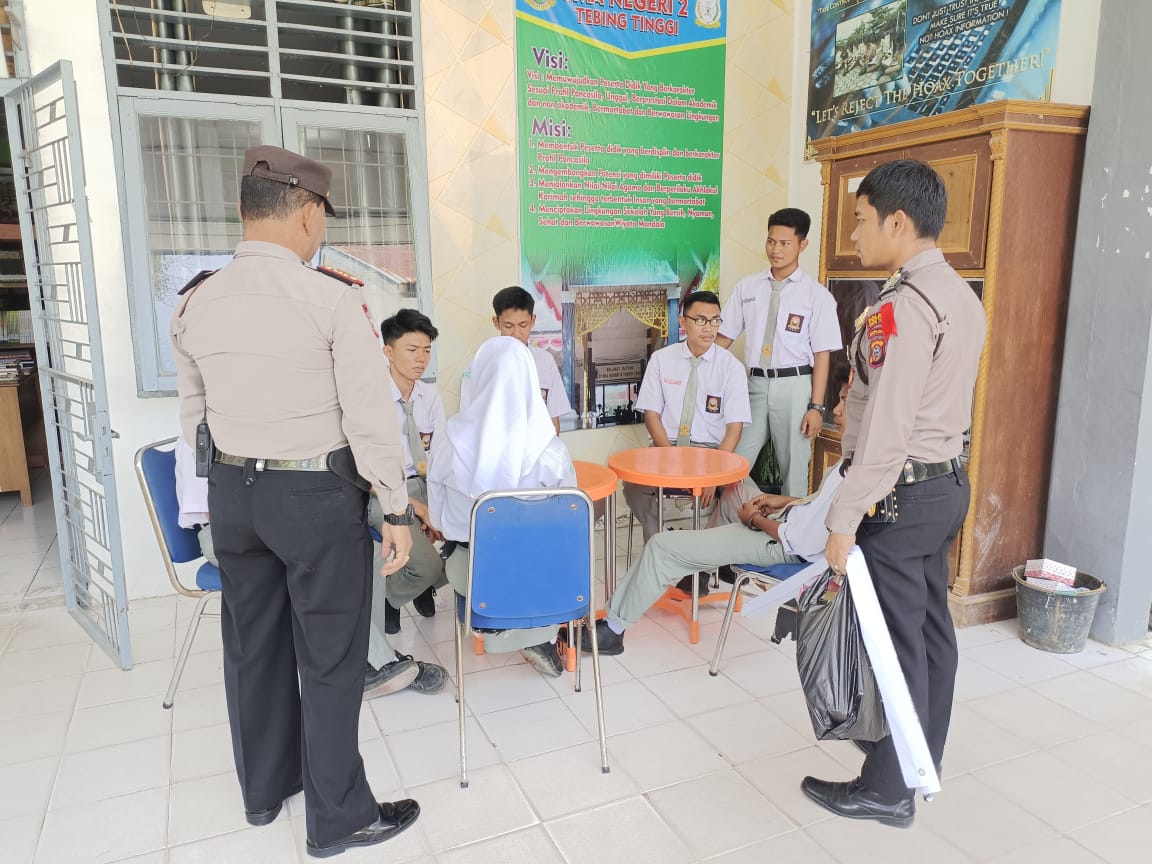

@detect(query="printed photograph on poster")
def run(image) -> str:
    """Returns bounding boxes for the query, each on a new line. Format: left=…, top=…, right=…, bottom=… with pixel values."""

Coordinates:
left=515, top=0, right=727, bottom=431
left=808, top=0, right=1062, bottom=142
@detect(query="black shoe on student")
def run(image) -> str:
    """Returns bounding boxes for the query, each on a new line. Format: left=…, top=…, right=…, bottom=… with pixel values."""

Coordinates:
left=674, top=572, right=711, bottom=598
left=412, top=586, right=437, bottom=618
left=384, top=601, right=401, bottom=634
left=580, top=619, right=625, bottom=655
left=245, top=783, right=303, bottom=826
left=800, top=776, right=915, bottom=829
left=363, top=659, right=418, bottom=700
left=718, top=564, right=736, bottom=585
left=305, top=799, right=421, bottom=858
left=522, top=640, right=564, bottom=677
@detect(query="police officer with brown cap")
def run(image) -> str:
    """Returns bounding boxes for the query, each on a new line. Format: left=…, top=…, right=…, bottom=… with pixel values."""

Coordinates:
left=804, top=159, right=987, bottom=828
left=171, top=145, right=421, bottom=857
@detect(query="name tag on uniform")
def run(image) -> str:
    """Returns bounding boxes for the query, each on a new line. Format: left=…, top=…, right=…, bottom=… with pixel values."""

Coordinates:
left=664, top=377, right=682, bottom=385
left=705, top=395, right=722, bottom=414
left=785, top=313, right=804, bottom=333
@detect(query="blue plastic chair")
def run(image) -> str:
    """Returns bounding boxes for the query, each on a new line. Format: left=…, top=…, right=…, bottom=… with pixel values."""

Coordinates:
left=709, top=560, right=809, bottom=675
left=454, top=488, right=608, bottom=788
left=134, top=437, right=221, bottom=709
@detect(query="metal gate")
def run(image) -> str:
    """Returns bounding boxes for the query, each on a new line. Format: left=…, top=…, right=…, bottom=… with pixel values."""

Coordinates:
left=5, top=61, right=131, bottom=669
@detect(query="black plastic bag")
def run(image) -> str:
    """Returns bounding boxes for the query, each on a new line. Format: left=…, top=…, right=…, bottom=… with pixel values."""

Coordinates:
left=795, top=569, right=888, bottom=742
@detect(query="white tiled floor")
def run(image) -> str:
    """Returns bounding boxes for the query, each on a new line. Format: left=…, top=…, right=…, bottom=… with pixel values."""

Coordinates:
left=0, top=471, right=64, bottom=613
left=3, top=491, right=1152, bottom=863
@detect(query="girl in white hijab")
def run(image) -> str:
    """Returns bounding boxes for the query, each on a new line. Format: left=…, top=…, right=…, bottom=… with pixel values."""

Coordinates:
left=428, top=336, right=576, bottom=676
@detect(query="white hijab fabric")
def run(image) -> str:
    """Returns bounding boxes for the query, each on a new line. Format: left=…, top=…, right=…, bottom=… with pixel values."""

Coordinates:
left=430, top=336, right=560, bottom=500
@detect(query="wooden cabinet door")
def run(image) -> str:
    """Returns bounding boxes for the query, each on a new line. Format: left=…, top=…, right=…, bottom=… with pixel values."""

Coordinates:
left=902, top=137, right=992, bottom=269
left=825, top=151, right=893, bottom=272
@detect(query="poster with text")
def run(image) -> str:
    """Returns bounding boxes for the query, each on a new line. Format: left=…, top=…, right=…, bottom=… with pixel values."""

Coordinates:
left=807, top=0, right=1061, bottom=141
left=516, top=0, right=726, bottom=429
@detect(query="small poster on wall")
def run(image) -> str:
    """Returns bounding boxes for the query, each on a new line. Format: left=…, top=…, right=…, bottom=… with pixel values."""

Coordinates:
left=515, top=0, right=727, bottom=428
left=807, top=0, right=1062, bottom=141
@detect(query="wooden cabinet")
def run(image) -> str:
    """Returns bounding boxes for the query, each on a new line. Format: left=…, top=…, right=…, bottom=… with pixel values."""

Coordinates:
left=809, top=100, right=1090, bottom=627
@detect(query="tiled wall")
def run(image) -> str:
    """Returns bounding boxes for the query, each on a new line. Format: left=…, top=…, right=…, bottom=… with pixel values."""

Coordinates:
left=418, top=0, right=796, bottom=460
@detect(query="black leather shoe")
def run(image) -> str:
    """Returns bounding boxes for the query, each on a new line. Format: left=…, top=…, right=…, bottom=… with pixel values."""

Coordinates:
left=305, top=799, right=421, bottom=858
left=801, top=776, right=914, bottom=828
left=245, top=783, right=303, bottom=826
left=412, top=586, right=437, bottom=618
left=674, top=572, right=710, bottom=597
left=384, top=601, right=401, bottom=635
left=717, top=564, right=736, bottom=584
left=581, top=619, right=624, bottom=655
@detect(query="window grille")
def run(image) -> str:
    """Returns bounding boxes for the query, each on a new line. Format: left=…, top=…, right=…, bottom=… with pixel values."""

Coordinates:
left=108, top=0, right=416, bottom=108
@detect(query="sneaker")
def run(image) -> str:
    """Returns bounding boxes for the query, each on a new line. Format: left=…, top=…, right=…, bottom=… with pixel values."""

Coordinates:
left=580, top=619, right=625, bottom=655
left=363, top=659, right=418, bottom=700
left=384, top=602, right=401, bottom=635
left=394, top=652, right=447, bottom=694
left=674, top=572, right=711, bottom=597
left=522, top=641, right=563, bottom=677
left=717, top=564, right=736, bottom=584
left=412, top=586, right=437, bottom=618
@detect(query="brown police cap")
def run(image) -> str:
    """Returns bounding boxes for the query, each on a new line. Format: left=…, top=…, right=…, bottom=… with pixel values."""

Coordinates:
left=242, top=145, right=336, bottom=216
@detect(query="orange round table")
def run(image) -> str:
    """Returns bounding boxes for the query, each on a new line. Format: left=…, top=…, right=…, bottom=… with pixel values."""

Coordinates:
left=607, top=447, right=750, bottom=643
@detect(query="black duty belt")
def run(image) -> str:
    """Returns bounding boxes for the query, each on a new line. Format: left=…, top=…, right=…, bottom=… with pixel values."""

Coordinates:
left=215, top=451, right=329, bottom=471
left=896, top=458, right=960, bottom=485
left=749, top=364, right=813, bottom=379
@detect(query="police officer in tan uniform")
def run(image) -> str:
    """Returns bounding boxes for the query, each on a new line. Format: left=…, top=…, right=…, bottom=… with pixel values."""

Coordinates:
left=805, top=160, right=987, bottom=828
left=171, top=146, right=420, bottom=858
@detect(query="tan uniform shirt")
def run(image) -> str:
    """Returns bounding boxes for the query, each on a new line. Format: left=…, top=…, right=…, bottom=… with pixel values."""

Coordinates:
left=170, top=240, right=407, bottom=514
left=826, top=248, right=987, bottom=536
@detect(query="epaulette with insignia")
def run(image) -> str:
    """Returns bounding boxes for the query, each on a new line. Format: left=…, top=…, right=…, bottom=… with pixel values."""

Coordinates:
left=177, top=269, right=216, bottom=296
left=316, top=265, right=365, bottom=287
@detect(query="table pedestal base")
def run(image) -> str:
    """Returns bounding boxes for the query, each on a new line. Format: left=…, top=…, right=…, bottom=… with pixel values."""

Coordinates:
left=654, top=586, right=743, bottom=644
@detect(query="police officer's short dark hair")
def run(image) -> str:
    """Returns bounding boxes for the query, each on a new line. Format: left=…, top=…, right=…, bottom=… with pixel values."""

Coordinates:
left=681, top=290, right=721, bottom=316
left=857, top=159, right=947, bottom=240
left=767, top=207, right=811, bottom=240
left=239, top=166, right=326, bottom=221
left=492, top=285, right=535, bottom=317
left=381, top=308, right=439, bottom=345
left=830, top=356, right=851, bottom=395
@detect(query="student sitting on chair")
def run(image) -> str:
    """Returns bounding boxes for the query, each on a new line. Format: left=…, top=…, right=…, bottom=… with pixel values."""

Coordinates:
left=428, top=336, right=577, bottom=677
left=622, top=289, right=751, bottom=593
left=365, top=308, right=450, bottom=695
left=586, top=360, right=852, bottom=655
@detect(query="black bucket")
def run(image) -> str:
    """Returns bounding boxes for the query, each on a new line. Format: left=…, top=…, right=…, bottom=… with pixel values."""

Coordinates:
left=1012, top=565, right=1106, bottom=654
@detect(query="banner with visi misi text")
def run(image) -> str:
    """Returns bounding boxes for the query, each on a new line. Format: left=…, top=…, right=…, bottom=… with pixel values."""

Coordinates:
left=515, top=0, right=727, bottom=425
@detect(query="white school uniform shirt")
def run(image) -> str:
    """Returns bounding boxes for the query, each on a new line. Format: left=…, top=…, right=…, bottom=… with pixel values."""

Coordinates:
left=776, top=460, right=845, bottom=560
left=459, top=340, right=572, bottom=419
left=174, top=437, right=210, bottom=529
left=391, top=376, right=446, bottom=478
left=635, top=341, right=751, bottom=445
left=719, top=267, right=842, bottom=370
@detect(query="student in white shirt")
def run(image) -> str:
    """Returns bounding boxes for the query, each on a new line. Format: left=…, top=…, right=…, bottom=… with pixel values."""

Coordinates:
left=718, top=208, right=842, bottom=496
left=362, top=309, right=451, bottom=695
left=623, top=289, right=752, bottom=550
left=460, top=285, right=571, bottom=432
left=428, top=336, right=576, bottom=677
left=585, top=361, right=852, bottom=655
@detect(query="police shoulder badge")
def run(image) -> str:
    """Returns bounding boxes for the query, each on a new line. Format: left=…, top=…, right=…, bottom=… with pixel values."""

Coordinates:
left=866, top=302, right=898, bottom=369
left=316, top=265, right=365, bottom=287
left=696, top=0, right=722, bottom=27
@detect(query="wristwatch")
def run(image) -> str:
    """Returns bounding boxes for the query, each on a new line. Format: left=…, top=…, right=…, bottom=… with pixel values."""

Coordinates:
left=382, top=504, right=417, bottom=526
left=807, top=401, right=826, bottom=415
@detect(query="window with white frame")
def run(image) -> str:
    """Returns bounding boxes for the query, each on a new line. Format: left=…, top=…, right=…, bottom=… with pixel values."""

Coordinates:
left=103, top=0, right=432, bottom=393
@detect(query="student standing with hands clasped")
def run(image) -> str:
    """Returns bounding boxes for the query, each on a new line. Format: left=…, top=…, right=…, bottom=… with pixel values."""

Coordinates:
left=717, top=208, right=841, bottom=496
left=807, top=159, right=986, bottom=829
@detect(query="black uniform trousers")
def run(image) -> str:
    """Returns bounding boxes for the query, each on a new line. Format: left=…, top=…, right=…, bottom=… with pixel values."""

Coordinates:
left=208, top=461, right=379, bottom=846
left=855, top=469, right=970, bottom=801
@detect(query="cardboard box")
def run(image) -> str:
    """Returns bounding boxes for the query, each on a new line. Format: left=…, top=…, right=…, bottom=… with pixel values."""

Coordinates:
left=1024, top=558, right=1077, bottom=587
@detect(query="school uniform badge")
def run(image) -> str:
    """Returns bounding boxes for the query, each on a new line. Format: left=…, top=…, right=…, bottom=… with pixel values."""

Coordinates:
left=866, top=303, right=898, bottom=369
left=785, top=313, right=805, bottom=333
left=705, top=395, right=722, bottom=414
